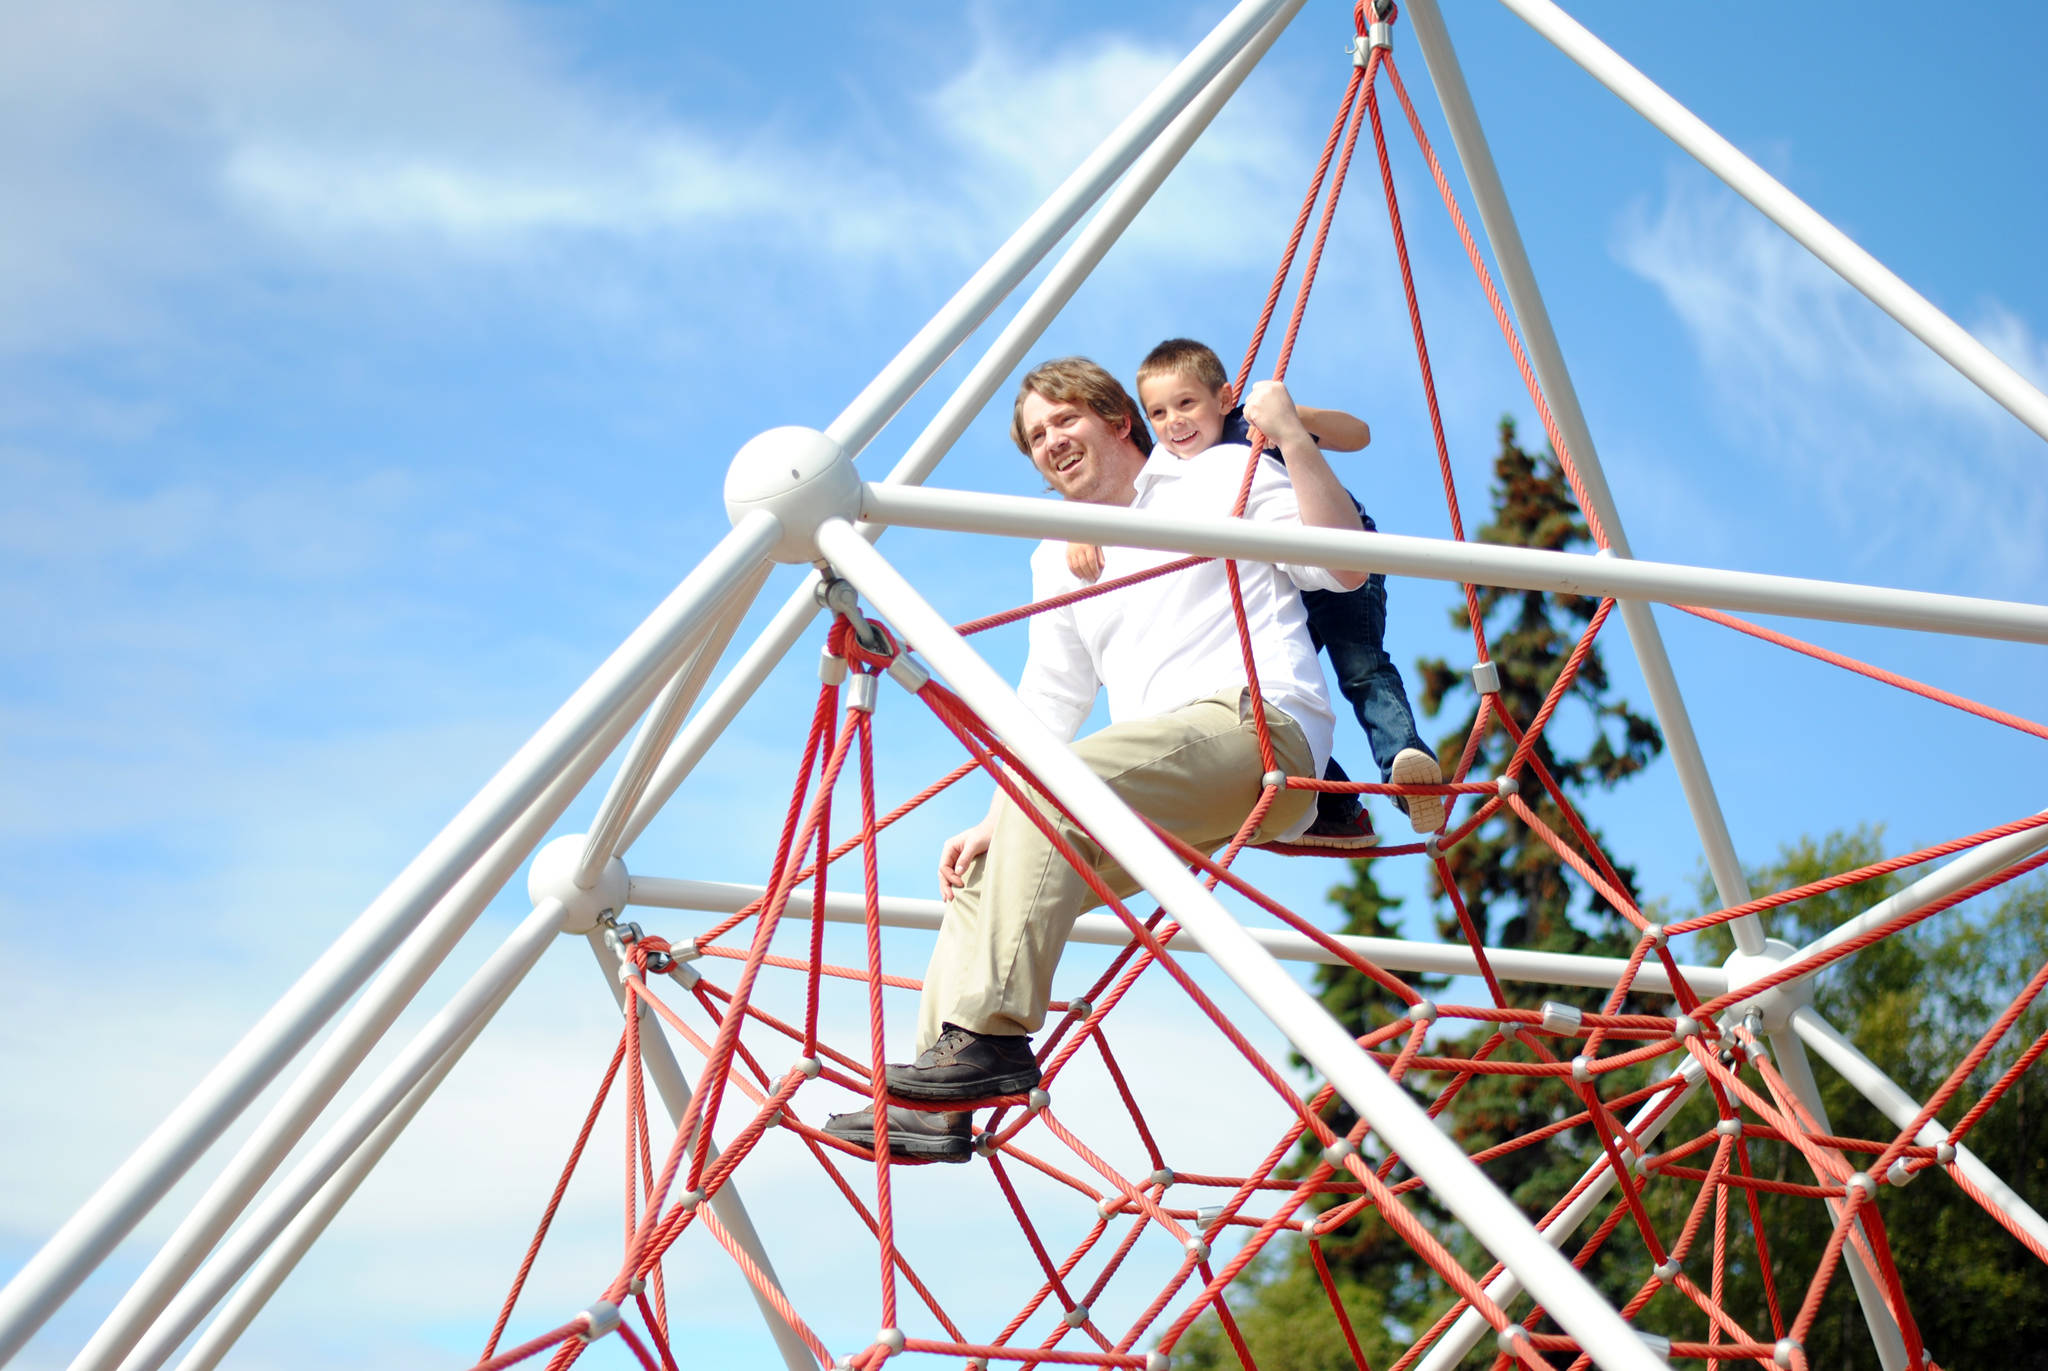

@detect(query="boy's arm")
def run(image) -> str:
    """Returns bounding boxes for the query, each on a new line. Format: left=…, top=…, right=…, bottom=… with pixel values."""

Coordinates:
left=1243, top=380, right=1368, bottom=590
left=1295, top=404, right=1370, bottom=452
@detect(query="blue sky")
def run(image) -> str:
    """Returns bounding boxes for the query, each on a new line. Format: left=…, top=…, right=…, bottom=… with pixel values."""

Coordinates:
left=4, top=2, right=2045, bottom=1368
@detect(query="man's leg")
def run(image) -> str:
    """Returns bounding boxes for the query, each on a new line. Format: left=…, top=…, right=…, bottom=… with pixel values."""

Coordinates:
left=915, top=690, right=1315, bottom=1055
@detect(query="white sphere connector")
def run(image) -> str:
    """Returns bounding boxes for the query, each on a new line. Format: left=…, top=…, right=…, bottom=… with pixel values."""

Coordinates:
left=1068, top=998, right=1094, bottom=1019
left=1261, top=769, right=1288, bottom=789
left=1652, top=1256, right=1681, bottom=1283
left=876, top=1326, right=906, bottom=1354
left=528, top=834, right=629, bottom=935
left=1147, top=1353, right=1172, bottom=1371
left=1027, top=1088, right=1051, bottom=1113
left=724, top=426, right=861, bottom=563
left=679, top=1188, right=705, bottom=1212
left=1149, top=1167, right=1175, bottom=1187
left=1407, top=998, right=1438, bottom=1025
left=1570, top=1055, right=1595, bottom=1085
left=1674, top=1015, right=1701, bottom=1040
left=1846, top=1171, right=1877, bottom=1200
left=797, top=1056, right=822, bottom=1079
left=1643, top=922, right=1668, bottom=948
left=1495, top=1323, right=1527, bottom=1356
left=1183, top=1237, right=1210, bottom=1262
left=1495, top=775, right=1520, bottom=797
left=1063, top=1304, right=1090, bottom=1328
left=1715, top=1117, right=1743, bottom=1139
left=1322, top=1138, right=1357, bottom=1169
left=1773, top=1337, right=1802, bottom=1368
left=1936, top=1141, right=1957, bottom=1165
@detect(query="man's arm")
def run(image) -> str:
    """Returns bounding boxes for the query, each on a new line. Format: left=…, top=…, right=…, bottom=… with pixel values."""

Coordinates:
left=1297, top=404, right=1370, bottom=452
left=1243, top=380, right=1368, bottom=590
left=942, top=546, right=1099, bottom=898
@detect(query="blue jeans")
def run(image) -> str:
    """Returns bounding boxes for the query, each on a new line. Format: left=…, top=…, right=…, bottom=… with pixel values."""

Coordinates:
left=1301, top=570, right=1431, bottom=785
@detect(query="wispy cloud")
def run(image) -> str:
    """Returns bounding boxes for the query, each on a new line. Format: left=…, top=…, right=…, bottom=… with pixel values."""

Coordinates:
left=1615, top=173, right=2048, bottom=592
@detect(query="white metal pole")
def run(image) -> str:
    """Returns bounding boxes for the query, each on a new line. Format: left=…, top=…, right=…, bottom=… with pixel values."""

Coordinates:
left=166, top=975, right=521, bottom=1371
left=575, top=563, right=771, bottom=888
left=1414, top=1062, right=1705, bottom=1371
left=624, top=875, right=1729, bottom=998
left=114, top=899, right=572, bottom=1371
left=612, top=0, right=1308, bottom=856
left=1791, top=1006, right=2048, bottom=1252
left=859, top=484, right=2048, bottom=644
left=823, top=0, right=1294, bottom=458
left=1493, top=0, right=2048, bottom=446
left=1761, top=1027, right=1909, bottom=1370
left=583, top=931, right=813, bottom=1371
left=1786, top=812, right=2048, bottom=982
left=1400, top=0, right=1759, bottom=948
left=813, top=519, right=1669, bottom=1371
left=0, top=514, right=779, bottom=1366
left=71, top=722, right=627, bottom=1371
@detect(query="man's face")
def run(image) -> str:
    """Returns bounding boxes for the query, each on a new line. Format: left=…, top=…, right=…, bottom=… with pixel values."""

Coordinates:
left=1138, top=371, right=1231, bottom=458
left=1018, top=390, right=1143, bottom=506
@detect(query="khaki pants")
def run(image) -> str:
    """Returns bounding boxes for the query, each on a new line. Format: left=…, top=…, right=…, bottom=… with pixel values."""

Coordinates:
left=916, top=689, right=1315, bottom=1052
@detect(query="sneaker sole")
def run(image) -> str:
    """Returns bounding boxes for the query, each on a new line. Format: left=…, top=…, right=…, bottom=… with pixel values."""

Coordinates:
left=886, top=1068, right=1042, bottom=1105
left=1391, top=749, right=1445, bottom=833
left=828, top=1125, right=971, bottom=1163
left=1291, top=831, right=1381, bottom=850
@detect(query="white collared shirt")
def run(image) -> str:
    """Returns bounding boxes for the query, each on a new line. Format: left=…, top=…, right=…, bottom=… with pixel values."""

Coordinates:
left=1015, top=443, right=1344, bottom=840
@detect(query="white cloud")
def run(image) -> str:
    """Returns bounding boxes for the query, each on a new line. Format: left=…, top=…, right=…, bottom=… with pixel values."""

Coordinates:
left=1614, top=173, right=2048, bottom=591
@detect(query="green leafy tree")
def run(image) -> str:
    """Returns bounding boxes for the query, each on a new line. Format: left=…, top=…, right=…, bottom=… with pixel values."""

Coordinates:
left=1639, top=832, right=2048, bottom=1368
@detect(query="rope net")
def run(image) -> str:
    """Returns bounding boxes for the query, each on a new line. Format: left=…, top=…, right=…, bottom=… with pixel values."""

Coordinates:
left=467, top=8, right=2046, bottom=1370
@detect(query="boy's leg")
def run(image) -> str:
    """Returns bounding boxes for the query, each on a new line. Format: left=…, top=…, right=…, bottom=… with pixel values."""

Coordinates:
left=1301, top=575, right=1444, bottom=831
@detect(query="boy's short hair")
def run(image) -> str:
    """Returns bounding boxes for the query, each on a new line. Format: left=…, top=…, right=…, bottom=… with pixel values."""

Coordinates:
left=1136, top=338, right=1229, bottom=395
left=1010, top=357, right=1154, bottom=457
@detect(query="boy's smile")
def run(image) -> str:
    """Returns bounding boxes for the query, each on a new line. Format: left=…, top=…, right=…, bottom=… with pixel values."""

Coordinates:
left=1138, top=372, right=1231, bottom=458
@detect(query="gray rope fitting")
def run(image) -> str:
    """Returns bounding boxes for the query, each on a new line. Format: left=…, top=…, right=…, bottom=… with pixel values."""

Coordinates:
left=1471, top=660, right=1501, bottom=694
left=1322, top=1138, right=1358, bottom=1169
left=1027, top=1087, right=1051, bottom=1113
left=1886, top=1158, right=1916, bottom=1187
left=1496, top=775, right=1520, bottom=797
left=797, top=1056, right=822, bottom=1079
left=848, top=673, right=879, bottom=714
left=1067, top=997, right=1094, bottom=1019
left=1571, top=1055, right=1595, bottom=1085
left=1063, top=1304, right=1091, bottom=1328
left=579, top=1301, right=622, bottom=1341
left=1496, top=1324, right=1527, bottom=1356
left=1773, top=1337, right=1802, bottom=1368
left=1846, top=1171, right=1877, bottom=1200
left=1261, top=769, right=1288, bottom=789
left=876, top=1327, right=906, bottom=1354
left=1936, top=1141, right=1957, bottom=1165
left=1150, top=1167, right=1175, bottom=1187
left=1652, top=1256, right=1681, bottom=1283
left=1538, top=1001, right=1583, bottom=1037
left=1408, top=998, right=1438, bottom=1025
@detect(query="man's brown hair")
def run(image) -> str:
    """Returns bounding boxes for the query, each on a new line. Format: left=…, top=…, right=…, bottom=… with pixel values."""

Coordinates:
left=1009, top=357, right=1154, bottom=457
left=1135, top=337, right=1229, bottom=395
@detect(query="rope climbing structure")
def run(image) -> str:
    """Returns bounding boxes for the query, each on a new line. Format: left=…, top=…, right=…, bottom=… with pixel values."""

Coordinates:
left=6, top=4, right=2046, bottom=1371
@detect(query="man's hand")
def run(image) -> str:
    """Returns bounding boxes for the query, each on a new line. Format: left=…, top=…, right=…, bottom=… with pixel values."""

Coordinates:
left=1244, top=379, right=1314, bottom=452
left=938, top=819, right=995, bottom=900
left=1065, top=541, right=1105, bottom=582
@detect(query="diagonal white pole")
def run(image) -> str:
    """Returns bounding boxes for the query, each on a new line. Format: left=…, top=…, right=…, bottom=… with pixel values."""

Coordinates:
left=1401, top=0, right=1759, bottom=947
left=1494, top=0, right=2048, bottom=445
left=1414, top=1059, right=1706, bottom=1371
left=625, top=874, right=1730, bottom=997
left=1785, top=811, right=2048, bottom=978
left=825, top=0, right=1294, bottom=458
left=574, top=562, right=771, bottom=887
left=858, top=483, right=2048, bottom=643
left=813, top=518, right=1669, bottom=1371
left=70, top=717, right=633, bottom=1371
left=1791, top=1006, right=2048, bottom=1252
left=1761, top=1025, right=1909, bottom=1370
left=166, top=974, right=524, bottom=1371
left=584, top=929, right=813, bottom=1371
left=612, top=0, right=1308, bottom=854
left=0, top=512, right=780, bottom=1365
left=115, top=899, right=572, bottom=1371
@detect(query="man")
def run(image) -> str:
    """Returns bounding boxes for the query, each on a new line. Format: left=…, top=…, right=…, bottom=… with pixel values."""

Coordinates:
left=826, top=356, right=1366, bottom=1161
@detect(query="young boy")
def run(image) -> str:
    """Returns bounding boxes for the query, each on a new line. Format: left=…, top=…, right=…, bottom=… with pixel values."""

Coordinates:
left=1066, top=338, right=1442, bottom=843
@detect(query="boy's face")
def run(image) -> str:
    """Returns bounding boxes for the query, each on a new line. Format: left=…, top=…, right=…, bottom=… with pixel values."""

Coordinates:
left=1138, top=371, right=1231, bottom=458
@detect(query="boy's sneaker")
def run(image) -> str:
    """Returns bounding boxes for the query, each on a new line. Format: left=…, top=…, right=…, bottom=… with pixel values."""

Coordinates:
left=1299, top=792, right=1379, bottom=850
left=884, top=1024, right=1041, bottom=1103
left=1391, top=748, right=1445, bottom=833
left=823, top=1106, right=972, bottom=1163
